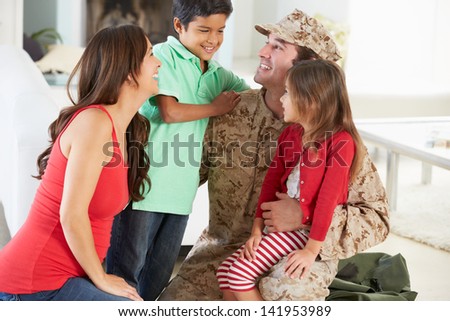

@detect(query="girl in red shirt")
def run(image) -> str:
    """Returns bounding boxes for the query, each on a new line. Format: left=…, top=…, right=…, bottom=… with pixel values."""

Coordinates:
left=0, top=25, right=160, bottom=301
left=217, top=60, right=364, bottom=300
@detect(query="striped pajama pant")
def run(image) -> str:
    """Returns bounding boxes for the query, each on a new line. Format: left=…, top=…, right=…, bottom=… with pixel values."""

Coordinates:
left=216, top=230, right=309, bottom=292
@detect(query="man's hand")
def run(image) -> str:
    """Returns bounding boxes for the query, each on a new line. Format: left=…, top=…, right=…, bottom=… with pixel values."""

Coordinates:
left=261, top=192, right=305, bottom=233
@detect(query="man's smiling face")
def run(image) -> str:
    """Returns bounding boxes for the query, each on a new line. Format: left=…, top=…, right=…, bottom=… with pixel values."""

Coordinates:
left=254, top=33, right=299, bottom=90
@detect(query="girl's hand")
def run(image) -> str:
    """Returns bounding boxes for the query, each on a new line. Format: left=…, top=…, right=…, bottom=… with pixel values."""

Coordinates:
left=240, top=234, right=262, bottom=262
left=284, top=249, right=317, bottom=279
left=95, top=274, right=143, bottom=301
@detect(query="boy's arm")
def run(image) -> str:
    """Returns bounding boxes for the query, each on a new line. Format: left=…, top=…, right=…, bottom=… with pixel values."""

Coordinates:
left=157, top=91, right=241, bottom=123
left=220, top=67, right=251, bottom=92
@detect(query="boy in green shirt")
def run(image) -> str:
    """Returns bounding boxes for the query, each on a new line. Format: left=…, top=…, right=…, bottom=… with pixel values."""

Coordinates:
left=106, top=0, right=249, bottom=300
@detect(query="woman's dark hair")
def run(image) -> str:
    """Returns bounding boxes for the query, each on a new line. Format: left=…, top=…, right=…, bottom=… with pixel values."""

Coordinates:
left=172, top=0, right=233, bottom=29
left=35, top=24, right=151, bottom=201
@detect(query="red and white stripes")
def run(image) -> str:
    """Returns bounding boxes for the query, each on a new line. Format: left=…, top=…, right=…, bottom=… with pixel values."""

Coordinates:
left=216, top=230, right=308, bottom=292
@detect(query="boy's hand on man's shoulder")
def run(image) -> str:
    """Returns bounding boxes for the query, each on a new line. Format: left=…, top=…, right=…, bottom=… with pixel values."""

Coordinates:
left=211, top=91, right=241, bottom=115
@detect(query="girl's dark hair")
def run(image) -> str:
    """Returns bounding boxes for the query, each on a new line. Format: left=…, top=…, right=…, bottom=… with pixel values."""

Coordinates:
left=172, top=0, right=233, bottom=29
left=286, top=60, right=364, bottom=181
left=35, top=24, right=151, bottom=201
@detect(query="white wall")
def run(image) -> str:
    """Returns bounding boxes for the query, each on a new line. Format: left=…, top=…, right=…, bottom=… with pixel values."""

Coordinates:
left=0, top=0, right=23, bottom=47
left=23, top=0, right=57, bottom=37
left=345, top=0, right=450, bottom=92
left=231, top=0, right=349, bottom=59
left=229, top=0, right=450, bottom=118
left=56, top=0, right=86, bottom=47
left=231, top=0, right=450, bottom=88
left=276, top=0, right=350, bottom=21
left=22, top=0, right=85, bottom=47
left=229, top=0, right=255, bottom=58
left=433, top=0, right=450, bottom=86
left=343, top=0, right=450, bottom=117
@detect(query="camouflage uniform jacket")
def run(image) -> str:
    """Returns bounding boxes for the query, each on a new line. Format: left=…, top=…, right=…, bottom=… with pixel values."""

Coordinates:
left=158, top=89, right=390, bottom=301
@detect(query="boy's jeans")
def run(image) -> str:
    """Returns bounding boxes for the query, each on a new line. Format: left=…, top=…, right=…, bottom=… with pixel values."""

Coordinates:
left=106, top=203, right=189, bottom=301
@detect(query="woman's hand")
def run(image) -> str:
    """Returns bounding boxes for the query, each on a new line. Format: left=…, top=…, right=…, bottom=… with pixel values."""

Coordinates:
left=95, top=273, right=143, bottom=301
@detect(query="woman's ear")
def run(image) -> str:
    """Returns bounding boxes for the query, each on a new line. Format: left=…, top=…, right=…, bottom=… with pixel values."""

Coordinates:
left=126, top=74, right=135, bottom=87
left=173, top=17, right=183, bottom=34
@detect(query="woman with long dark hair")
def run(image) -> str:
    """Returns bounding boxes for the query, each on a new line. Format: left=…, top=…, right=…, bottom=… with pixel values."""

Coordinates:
left=0, top=24, right=160, bottom=301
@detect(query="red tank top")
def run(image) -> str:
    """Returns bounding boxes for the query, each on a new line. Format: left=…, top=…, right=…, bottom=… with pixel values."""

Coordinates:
left=0, top=105, right=129, bottom=294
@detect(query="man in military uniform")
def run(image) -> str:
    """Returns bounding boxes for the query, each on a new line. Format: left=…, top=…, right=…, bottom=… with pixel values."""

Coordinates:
left=159, top=9, right=389, bottom=301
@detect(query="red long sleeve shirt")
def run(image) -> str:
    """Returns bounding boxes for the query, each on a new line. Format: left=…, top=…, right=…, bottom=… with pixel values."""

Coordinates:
left=255, top=124, right=355, bottom=241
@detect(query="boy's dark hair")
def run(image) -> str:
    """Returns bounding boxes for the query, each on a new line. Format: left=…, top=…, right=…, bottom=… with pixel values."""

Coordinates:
left=172, top=0, right=233, bottom=28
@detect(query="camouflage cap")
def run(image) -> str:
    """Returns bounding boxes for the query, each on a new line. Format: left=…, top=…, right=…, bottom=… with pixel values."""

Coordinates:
left=255, top=9, right=341, bottom=62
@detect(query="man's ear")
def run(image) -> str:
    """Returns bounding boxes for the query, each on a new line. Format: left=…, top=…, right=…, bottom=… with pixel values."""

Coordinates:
left=173, top=17, right=183, bottom=34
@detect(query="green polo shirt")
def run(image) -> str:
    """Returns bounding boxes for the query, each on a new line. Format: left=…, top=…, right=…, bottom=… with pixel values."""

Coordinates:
left=133, top=36, right=249, bottom=214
